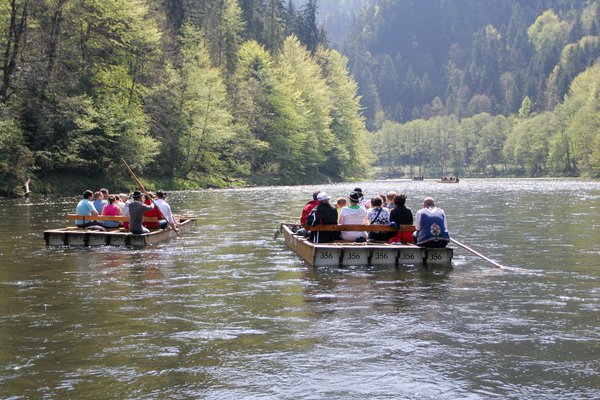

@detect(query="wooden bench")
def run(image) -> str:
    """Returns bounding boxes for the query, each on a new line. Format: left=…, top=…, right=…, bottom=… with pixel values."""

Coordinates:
left=66, top=214, right=159, bottom=223
left=307, top=224, right=415, bottom=232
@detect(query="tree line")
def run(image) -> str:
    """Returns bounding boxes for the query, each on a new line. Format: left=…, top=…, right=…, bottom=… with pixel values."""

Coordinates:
left=332, top=0, right=599, bottom=178
left=342, top=1, right=600, bottom=127
left=372, top=63, right=600, bottom=178
left=0, top=0, right=369, bottom=196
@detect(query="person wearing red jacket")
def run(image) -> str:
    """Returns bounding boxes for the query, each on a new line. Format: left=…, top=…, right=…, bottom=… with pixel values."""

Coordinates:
left=296, top=190, right=321, bottom=237
left=300, top=190, right=321, bottom=225
left=143, top=192, right=167, bottom=229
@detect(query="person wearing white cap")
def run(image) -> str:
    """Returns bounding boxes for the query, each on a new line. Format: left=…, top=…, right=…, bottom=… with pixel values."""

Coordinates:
left=306, top=192, right=340, bottom=243
left=414, top=197, right=450, bottom=247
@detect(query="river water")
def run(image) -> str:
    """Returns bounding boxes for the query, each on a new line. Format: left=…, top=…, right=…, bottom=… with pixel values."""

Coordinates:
left=0, top=178, right=599, bottom=399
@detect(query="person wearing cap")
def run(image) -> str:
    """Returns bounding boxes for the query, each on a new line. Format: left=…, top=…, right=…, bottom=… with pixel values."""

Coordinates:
left=339, top=191, right=368, bottom=241
left=306, top=192, right=340, bottom=243
left=414, top=197, right=450, bottom=247
left=128, top=190, right=155, bottom=234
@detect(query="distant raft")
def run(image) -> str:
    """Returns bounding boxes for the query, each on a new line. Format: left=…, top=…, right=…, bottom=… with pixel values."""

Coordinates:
left=280, top=223, right=453, bottom=267
left=44, top=216, right=195, bottom=247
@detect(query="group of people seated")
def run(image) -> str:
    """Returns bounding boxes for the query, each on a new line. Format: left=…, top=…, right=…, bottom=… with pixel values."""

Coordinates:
left=441, top=175, right=459, bottom=182
left=75, top=188, right=179, bottom=234
left=299, top=187, right=450, bottom=248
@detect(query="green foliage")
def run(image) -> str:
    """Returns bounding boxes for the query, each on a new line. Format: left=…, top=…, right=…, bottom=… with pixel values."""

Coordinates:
left=158, top=24, right=235, bottom=179
left=342, top=1, right=598, bottom=125
left=527, top=10, right=570, bottom=55
left=315, top=46, right=371, bottom=179
left=0, top=106, right=33, bottom=195
left=18, top=0, right=599, bottom=194
left=279, top=36, right=334, bottom=177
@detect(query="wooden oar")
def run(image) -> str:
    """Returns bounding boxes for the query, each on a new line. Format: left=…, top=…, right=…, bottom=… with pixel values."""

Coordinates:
left=121, top=158, right=182, bottom=238
left=450, top=237, right=506, bottom=269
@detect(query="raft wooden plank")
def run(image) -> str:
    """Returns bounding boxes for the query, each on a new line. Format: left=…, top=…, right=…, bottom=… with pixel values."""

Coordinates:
left=280, top=223, right=452, bottom=268
left=45, top=231, right=67, bottom=246
left=369, top=245, right=398, bottom=266
left=397, top=246, right=425, bottom=265
left=43, top=218, right=195, bottom=247
left=340, top=245, right=370, bottom=266
left=312, top=246, right=343, bottom=267
left=308, top=224, right=414, bottom=232
left=66, top=231, right=87, bottom=246
left=424, top=248, right=453, bottom=265
left=87, top=232, right=109, bottom=246
left=65, top=214, right=159, bottom=222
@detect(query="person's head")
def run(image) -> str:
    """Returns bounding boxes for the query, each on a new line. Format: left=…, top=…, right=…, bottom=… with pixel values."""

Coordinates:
left=312, top=190, right=321, bottom=201
left=156, top=190, right=166, bottom=199
left=107, top=195, right=115, bottom=204
left=349, top=192, right=360, bottom=204
left=371, top=196, right=383, bottom=207
left=93, top=191, right=103, bottom=200
left=423, top=197, right=435, bottom=208
left=83, top=190, right=93, bottom=200
left=100, top=188, right=109, bottom=197
left=132, top=190, right=143, bottom=201
left=379, top=193, right=388, bottom=205
left=145, top=192, right=154, bottom=202
left=353, top=188, right=363, bottom=199
left=386, top=191, right=397, bottom=202
left=316, top=192, right=331, bottom=204
left=394, top=193, right=407, bottom=207
left=335, top=197, right=347, bottom=209
left=118, top=193, right=127, bottom=202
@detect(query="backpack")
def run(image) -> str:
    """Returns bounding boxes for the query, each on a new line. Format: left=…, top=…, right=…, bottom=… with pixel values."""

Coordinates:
left=306, top=208, right=323, bottom=227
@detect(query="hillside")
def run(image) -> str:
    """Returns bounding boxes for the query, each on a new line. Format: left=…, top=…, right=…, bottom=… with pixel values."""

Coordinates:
left=336, top=0, right=599, bottom=127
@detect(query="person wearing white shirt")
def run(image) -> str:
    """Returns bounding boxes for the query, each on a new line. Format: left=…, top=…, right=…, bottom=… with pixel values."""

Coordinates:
left=154, top=190, right=179, bottom=232
left=339, top=192, right=368, bottom=241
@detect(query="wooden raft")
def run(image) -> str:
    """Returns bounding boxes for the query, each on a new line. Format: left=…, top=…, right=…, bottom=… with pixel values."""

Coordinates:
left=44, top=215, right=195, bottom=247
left=281, top=223, right=452, bottom=267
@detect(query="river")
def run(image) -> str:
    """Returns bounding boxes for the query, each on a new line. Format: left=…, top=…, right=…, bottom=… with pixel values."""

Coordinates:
left=0, top=178, right=599, bottom=399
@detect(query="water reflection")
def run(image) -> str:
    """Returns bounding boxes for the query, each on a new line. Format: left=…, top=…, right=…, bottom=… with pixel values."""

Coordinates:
left=302, top=265, right=453, bottom=312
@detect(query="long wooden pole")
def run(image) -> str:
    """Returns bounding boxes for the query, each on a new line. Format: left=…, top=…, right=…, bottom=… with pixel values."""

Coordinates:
left=450, top=238, right=506, bottom=269
left=121, top=158, right=181, bottom=238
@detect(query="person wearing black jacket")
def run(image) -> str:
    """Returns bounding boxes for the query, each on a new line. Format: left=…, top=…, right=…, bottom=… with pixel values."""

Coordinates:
left=306, top=192, right=340, bottom=243
left=388, top=193, right=414, bottom=243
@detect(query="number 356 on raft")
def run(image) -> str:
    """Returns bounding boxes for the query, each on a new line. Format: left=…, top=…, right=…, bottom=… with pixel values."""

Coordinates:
left=280, top=223, right=453, bottom=267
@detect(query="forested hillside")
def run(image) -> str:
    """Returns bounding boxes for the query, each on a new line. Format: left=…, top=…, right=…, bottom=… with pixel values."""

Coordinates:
left=0, top=0, right=369, bottom=196
left=343, top=0, right=599, bottom=124
left=2, top=1, right=599, bottom=196
left=338, top=0, right=600, bottom=178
